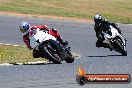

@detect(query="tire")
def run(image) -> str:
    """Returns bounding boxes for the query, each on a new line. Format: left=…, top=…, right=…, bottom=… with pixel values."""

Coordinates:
left=43, top=46, right=61, bottom=64
left=65, top=56, right=75, bottom=63
left=32, top=49, right=40, bottom=58
left=65, top=51, right=75, bottom=63
left=114, top=40, right=127, bottom=56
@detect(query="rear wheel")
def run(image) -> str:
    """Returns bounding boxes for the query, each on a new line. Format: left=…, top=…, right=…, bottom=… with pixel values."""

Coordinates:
left=32, top=49, right=40, bottom=58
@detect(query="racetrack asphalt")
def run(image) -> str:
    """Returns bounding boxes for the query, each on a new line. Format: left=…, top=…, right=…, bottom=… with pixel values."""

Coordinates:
left=0, top=15, right=132, bottom=88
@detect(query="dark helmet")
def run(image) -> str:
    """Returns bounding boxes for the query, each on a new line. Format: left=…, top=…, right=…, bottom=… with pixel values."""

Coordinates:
left=94, top=14, right=103, bottom=26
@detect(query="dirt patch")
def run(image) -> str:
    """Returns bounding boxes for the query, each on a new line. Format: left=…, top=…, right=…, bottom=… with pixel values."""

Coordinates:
left=0, top=0, right=8, bottom=2
left=0, top=11, right=93, bottom=23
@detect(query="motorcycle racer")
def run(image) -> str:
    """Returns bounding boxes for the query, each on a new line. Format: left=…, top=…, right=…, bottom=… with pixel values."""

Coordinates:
left=19, top=22, right=68, bottom=50
left=94, top=14, right=122, bottom=49
left=19, top=22, right=68, bottom=58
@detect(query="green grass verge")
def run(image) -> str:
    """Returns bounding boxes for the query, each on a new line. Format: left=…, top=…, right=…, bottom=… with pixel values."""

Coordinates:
left=0, top=0, right=132, bottom=23
left=0, top=45, right=46, bottom=64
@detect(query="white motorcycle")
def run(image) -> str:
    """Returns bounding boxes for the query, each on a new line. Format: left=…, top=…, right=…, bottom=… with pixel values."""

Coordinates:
left=29, top=28, right=75, bottom=64
left=102, top=25, right=127, bottom=56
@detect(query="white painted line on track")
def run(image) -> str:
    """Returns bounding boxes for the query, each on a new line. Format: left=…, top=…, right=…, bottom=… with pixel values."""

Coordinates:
left=0, top=61, right=48, bottom=66
left=24, top=61, right=48, bottom=65
left=0, top=43, right=26, bottom=47
left=0, top=63, right=13, bottom=66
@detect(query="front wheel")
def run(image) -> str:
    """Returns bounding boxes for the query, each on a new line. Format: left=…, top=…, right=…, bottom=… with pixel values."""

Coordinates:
left=65, top=51, right=75, bottom=63
left=65, top=56, right=75, bottom=63
left=114, top=40, right=127, bottom=56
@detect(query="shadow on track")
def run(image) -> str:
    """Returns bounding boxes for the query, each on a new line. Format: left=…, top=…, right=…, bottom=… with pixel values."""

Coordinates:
left=87, top=55, right=122, bottom=57
left=10, top=62, right=56, bottom=65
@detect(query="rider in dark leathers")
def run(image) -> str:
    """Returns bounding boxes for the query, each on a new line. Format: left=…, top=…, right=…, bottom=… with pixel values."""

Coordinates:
left=94, top=14, right=121, bottom=49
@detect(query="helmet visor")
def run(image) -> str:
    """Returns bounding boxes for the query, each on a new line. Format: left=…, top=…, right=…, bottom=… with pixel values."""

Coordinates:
left=19, top=26, right=29, bottom=33
left=94, top=19, right=102, bottom=26
left=20, top=29, right=26, bottom=33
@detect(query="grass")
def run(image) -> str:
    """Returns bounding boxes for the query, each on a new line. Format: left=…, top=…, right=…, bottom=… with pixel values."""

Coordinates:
left=0, top=0, right=132, bottom=23
left=0, top=44, right=46, bottom=64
